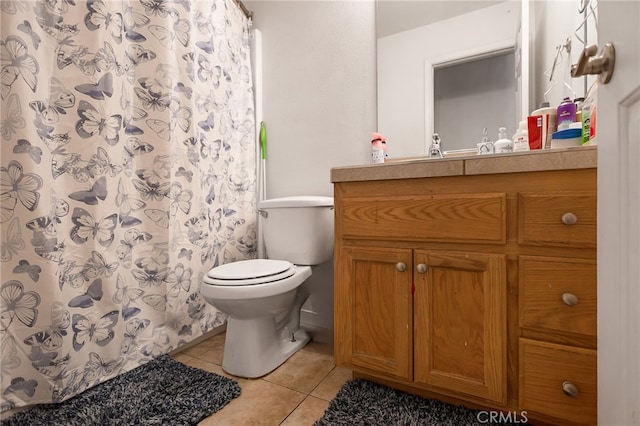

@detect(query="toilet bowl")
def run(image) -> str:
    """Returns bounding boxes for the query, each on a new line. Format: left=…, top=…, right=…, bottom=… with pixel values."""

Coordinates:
left=202, top=259, right=312, bottom=378
left=200, top=196, right=334, bottom=378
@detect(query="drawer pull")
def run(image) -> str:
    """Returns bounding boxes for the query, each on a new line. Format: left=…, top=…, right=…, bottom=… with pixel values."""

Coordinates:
left=396, top=262, right=407, bottom=272
left=562, top=381, right=580, bottom=397
left=562, top=292, right=579, bottom=306
left=416, top=263, right=427, bottom=274
left=561, top=212, right=578, bottom=225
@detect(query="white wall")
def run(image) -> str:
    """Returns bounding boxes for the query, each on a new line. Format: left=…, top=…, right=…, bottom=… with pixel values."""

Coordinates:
left=247, top=1, right=376, bottom=198
left=246, top=1, right=377, bottom=334
left=244, top=0, right=593, bottom=338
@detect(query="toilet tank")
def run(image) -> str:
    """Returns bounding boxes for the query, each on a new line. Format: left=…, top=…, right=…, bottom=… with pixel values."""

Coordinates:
left=258, top=196, right=334, bottom=265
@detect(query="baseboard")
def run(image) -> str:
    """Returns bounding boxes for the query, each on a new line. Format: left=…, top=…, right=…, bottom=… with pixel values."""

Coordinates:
left=170, top=322, right=227, bottom=355
left=301, top=323, right=334, bottom=347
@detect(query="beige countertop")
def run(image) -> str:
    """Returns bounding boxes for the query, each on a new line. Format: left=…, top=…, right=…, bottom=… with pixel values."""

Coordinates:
left=331, top=146, right=597, bottom=183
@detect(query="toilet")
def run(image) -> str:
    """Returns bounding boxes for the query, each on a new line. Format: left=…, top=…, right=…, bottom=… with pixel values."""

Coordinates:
left=200, top=196, right=334, bottom=378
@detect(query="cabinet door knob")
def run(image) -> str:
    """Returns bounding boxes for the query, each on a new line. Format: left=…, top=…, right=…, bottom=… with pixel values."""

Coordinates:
left=561, top=212, right=578, bottom=225
left=562, top=381, right=580, bottom=397
left=562, top=292, right=579, bottom=306
left=416, top=263, right=427, bottom=273
left=396, top=262, right=407, bottom=272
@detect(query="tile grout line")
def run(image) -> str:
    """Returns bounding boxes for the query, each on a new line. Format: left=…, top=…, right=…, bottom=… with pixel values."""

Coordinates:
left=188, top=334, right=339, bottom=425
left=307, top=365, right=336, bottom=400
left=277, top=396, right=308, bottom=426
left=274, top=359, right=337, bottom=425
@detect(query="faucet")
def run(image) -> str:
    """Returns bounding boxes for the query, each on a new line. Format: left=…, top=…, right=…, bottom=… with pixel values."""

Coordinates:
left=428, top=133, right=443, bottom=158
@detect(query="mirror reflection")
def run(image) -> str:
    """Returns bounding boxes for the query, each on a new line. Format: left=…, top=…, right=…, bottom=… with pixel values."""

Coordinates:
left=433, top=50, right=516, bottom=152
left=376, top=1, right=521, bottom=157
left=376, top=0, right=598, bottom=158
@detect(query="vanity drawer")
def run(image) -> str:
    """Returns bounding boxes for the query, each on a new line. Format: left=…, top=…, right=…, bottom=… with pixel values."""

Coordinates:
left=518, top=193, right=596, bottom=248
left=519, top=256, right=596, bottom=338
left=519, top=339, right=597, bottom=425
left=341, top=193, right=506, bottom=243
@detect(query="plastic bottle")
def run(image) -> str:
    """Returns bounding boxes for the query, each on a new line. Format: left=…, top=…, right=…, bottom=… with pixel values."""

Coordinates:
left=581, top=81, right=598, bottom=145
left=574, top=97, right=585, bottom=124
left=371, top=132, right=385, bottom=163
left=531, top=102, right=557, bottom=118
left=371, top=143, right=384, bottom=163
left=494, top=127, right=513, bottom=153
left=476, top=127, right=494, bottom=155
left=512, top=120, right=530, bottom=152
left=557, top=97, right=577, bottom=130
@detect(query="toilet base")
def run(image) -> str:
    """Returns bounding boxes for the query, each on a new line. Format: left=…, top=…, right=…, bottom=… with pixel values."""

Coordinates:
left=221, top=316, right=310, bottom=378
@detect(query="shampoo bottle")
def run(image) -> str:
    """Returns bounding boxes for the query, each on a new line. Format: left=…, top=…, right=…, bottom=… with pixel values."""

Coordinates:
left=494, top=127, right=513, bottom=153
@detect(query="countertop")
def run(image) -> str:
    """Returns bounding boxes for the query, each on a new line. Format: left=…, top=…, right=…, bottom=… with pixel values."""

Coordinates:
left=330, top=146, right=597, bottom=183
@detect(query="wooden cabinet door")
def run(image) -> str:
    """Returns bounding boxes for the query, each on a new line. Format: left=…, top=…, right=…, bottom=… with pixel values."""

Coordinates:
left=413, top=250, right=507, bottom=404
left=335, top=246, right=413, bottom=380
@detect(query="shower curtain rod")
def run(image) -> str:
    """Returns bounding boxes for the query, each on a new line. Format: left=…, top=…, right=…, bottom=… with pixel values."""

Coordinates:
left=234, top=0, right=253, bottom=20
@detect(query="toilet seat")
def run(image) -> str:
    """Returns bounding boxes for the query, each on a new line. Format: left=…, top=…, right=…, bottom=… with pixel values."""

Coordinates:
left=202, top=265, right=311, bottom=300
left=206, top=259, right=295, bottom=286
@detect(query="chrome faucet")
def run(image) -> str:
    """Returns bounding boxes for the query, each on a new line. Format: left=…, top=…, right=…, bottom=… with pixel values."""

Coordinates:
left=428, top=133, right=443, bottom=158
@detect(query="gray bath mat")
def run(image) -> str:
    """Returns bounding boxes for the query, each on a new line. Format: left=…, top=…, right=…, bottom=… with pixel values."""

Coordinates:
left=1, top=354, right=240, bottom=426
left=315, top=379, right=517, bottom=426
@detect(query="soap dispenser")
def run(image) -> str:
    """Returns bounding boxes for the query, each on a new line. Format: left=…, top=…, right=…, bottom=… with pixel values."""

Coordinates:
left=494, top=127, right=513, bottom=153
left=476, top=128, right=494, bottom=155
left=428, top=133, right=443, bottom=158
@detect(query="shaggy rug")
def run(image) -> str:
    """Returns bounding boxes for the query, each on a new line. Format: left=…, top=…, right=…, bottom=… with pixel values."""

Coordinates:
left=1, top=354, right=240, bottom=426
left=315, top=379, right=518, bottom=426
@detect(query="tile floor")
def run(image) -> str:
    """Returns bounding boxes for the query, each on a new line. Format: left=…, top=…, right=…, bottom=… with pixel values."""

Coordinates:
left=172, top=331, right=352, bottom=426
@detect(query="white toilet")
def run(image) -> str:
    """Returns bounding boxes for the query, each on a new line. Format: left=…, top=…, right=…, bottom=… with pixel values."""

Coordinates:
left=200, top=196, right=334, bottom=378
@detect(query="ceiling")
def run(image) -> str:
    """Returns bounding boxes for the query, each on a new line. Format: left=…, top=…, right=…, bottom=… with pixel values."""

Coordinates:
left=376, top=0, right=506, bottom=38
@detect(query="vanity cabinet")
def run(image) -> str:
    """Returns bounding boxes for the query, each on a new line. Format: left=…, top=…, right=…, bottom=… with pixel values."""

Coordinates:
left=339, top=246, right=507, bottom=404
left=332, top=152, right=597, bottom=425
left=517, top=193, right=598, bottom=425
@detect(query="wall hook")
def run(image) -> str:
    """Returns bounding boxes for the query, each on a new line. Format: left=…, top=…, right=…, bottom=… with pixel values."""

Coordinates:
left=549, top=37, right=572, bottom=82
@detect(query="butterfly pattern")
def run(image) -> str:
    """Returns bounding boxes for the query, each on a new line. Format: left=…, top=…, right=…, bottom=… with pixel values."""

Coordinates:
left=75, top=100, right=123, bottom=145
left=0, top=161, right=43, bottom=221
left=0, top=0, right=254, bottom=412
left=29, top=77, right=76, bottom=125
left=1, top=93, right=26, bottom=141
left=71, top=310, right=119, bottom=351
left=0, top=36, right=39, bottom=100
left=23, top=302, right=70, bottom=352
left=70, top=207, right=117, bottom=247
left=1, top=280, right=41, bottom=331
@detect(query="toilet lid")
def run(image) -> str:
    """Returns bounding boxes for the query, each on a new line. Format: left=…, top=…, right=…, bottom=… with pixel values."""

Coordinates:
left=206, top=259, right=295, bottom=286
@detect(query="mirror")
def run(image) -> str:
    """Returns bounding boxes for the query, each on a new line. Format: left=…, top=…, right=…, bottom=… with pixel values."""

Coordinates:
left=376, top=0, right=599, bottom=158
left=432, top=49, right=517, bottom=152
left=376, top=0, right=526, bottom=156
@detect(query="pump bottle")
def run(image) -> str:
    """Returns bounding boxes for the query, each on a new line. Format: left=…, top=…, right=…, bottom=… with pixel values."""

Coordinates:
left=494, top=127, right=513, bottom=153
left=512, top=121, right=530, bottom=152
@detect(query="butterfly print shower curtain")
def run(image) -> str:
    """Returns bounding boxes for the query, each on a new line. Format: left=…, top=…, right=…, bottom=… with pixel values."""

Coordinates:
left=0, top=0, right=256, bottom=411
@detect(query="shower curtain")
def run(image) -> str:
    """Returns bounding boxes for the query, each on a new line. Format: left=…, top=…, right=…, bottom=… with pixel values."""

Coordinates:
left=0, top=0, right=256, bottom=411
